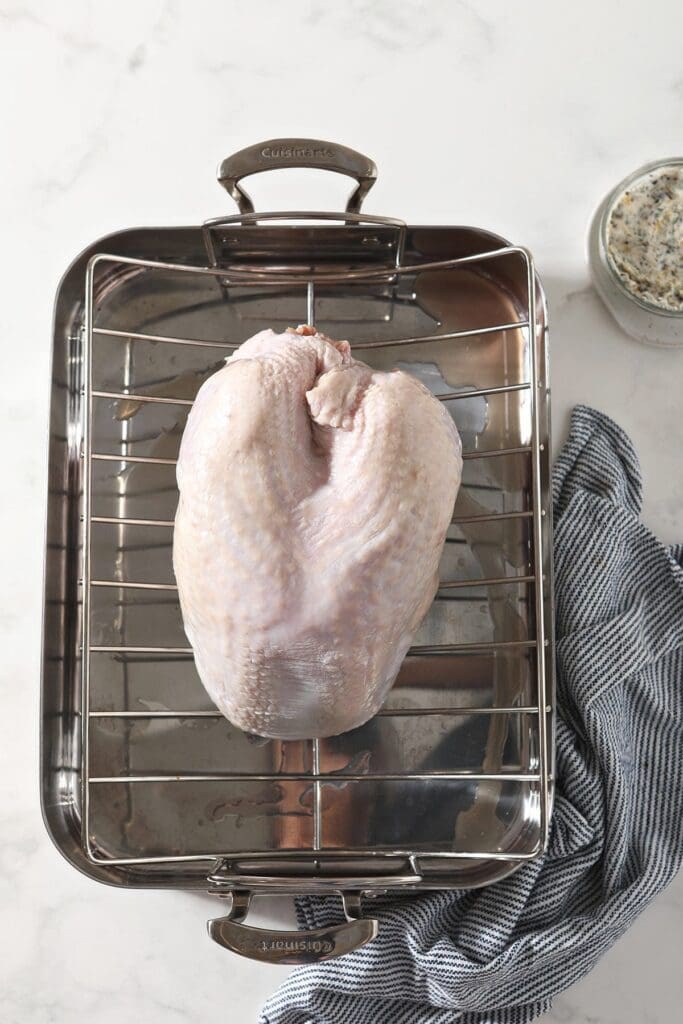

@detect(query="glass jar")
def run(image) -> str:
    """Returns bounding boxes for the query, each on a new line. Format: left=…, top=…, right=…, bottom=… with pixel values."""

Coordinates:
left=588, top=157, right=683, bottom=347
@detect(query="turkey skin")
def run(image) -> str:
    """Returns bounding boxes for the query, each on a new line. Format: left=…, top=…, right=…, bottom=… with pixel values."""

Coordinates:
left=173, top=326, right=462, bottom=739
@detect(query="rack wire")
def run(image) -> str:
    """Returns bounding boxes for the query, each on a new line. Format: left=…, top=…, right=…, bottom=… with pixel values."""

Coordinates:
left=80, top=240, right=551, bottom=878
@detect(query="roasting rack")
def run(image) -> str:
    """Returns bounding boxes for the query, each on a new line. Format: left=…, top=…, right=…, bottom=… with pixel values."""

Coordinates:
left=43, top=139, right=554, bottom=962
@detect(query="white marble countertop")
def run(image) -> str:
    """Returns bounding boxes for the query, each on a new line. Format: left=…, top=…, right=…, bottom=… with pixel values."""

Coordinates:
left=1, top=1, right=682, bottom=1021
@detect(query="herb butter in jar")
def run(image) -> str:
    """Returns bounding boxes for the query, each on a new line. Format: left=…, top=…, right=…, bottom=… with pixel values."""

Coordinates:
left=588, top=158, right=683, bottom=347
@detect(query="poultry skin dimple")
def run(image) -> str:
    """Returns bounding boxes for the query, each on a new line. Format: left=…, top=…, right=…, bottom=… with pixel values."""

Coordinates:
left=173, top=325, right=462, bottom=739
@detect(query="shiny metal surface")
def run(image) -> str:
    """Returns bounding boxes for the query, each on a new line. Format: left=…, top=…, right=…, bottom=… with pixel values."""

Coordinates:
left=216, top=137, right=377, bottom=215
left=208, top=891, right=378, bottom=964
left=41, top=146, right=554, bottom=961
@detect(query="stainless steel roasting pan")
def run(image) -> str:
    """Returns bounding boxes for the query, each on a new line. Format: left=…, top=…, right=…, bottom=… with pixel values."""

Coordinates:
left=41, top=139, right=554, bottom=963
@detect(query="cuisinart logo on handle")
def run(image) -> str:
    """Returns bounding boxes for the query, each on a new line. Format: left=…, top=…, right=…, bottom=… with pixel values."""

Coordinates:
left=248, top=937, right=335, bottom=954
left=261, top=145, right=335, bottom=161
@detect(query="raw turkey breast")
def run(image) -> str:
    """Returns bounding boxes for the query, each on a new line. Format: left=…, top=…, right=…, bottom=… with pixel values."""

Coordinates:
left=173, top=326, right=462, bottom=739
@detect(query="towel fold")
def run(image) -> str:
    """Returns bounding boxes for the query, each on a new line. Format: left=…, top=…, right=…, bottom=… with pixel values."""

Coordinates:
left=262, top=406, right=683, bottom=1024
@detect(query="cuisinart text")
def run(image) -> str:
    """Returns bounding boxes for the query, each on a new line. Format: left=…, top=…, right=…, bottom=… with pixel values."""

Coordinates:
left=261, top=146, right=334, bottom=160
left=248, top=937, right=335, bottom=954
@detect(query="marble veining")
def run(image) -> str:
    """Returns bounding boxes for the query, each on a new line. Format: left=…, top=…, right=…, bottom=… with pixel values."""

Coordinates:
left=1, top=1, right=682, bottom=1021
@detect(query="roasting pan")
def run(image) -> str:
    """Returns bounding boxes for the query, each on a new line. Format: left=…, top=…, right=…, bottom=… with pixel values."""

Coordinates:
left=41, top=139, right=554, bottom=963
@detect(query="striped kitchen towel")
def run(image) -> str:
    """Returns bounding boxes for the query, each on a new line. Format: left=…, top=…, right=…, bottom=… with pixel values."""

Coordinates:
left=261, top=405, right=683, bottom=1024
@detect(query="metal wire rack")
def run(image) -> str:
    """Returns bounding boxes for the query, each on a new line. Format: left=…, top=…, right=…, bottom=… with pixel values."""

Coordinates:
left=79, top=224, right=552, bottom=884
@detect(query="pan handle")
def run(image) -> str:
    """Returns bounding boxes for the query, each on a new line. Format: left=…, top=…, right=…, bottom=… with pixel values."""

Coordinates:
left=207, top=890, right=377, bottom=964
left=217, top=139, right=377, bottom=215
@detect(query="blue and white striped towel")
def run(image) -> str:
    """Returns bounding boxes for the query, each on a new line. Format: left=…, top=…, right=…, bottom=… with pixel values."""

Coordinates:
left=261, top=405, right=683, bottom=1024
